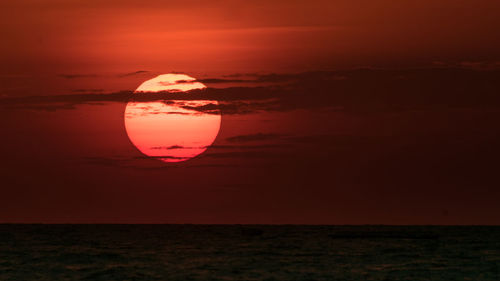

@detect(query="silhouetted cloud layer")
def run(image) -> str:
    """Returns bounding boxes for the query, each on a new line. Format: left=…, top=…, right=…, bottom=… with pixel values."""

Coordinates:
left=226, top=133, right=286, bottom=143
left=58, top=70, right=151, bottom=79
left=2, top=68, right=500, bottom=114
left=118, top=70, right=151, bottom=77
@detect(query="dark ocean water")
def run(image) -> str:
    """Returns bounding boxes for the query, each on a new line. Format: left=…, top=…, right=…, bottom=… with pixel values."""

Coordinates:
left=0, top=225, right=499, bottom=281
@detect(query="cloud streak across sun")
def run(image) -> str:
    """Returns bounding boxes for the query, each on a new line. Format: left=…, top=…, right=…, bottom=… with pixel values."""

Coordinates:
left=134, top=74, right=207, bottom=93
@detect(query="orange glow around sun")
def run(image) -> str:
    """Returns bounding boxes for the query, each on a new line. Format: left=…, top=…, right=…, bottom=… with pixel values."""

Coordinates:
left=124, top=74, right=220, bottom=162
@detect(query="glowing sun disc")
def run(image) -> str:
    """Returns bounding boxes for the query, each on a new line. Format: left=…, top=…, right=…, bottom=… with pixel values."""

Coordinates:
left=124, top=74, right=221, bottom=162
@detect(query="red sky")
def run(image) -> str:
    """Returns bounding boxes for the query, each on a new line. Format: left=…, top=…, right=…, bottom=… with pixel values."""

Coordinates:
left=1, top=0, right=500, bottom=224
left=2, top=0, right=500, bottom=76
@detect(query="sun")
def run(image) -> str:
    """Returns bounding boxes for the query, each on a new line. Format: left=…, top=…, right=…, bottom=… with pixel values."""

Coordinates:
left=124, top=74, right=221, bottom=162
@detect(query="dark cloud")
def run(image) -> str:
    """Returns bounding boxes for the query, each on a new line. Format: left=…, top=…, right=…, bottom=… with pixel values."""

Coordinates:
left=197, top=78, right=254, bottom=83
left=10, top=102, right=79, bottom=112
left=0, top=91, right=132, bottom=111
left=82, top=156, right=185, bottom=170
left=138, top=155, right=191, bottom=160
left=202, top=150, right=290, bottom=159
left=211, top=144, right=290, bottom=150
left=83, top=156, right=131, bottom=167
left=72, top=89, right=105, bottom=93
left=222, top=73, right=260, bottom=78
left=180, top=102, right=220, bottom=115
left=59, top=71, right=151, bottom=79
left=117, top=70, right=150, bottom=77
left=151, top=145, right=187, bottom=150
left=3, top=68, right=500, bottom=114
left=433, top=61, right=500, bottom=70
left=284, top=134, right=378, bottom=146
left=81, top=140, right=295, bottom=168
left=223, top=133, right=379, bottom=147
left=148, top=143, right=291, bottom=151
left=58, top=74, right=100, bottom=79
left=187, top=164, right=245, bottom=168
left=198, top=71, right=334, bottom=84
left=226, top=133, right=285, bottom=143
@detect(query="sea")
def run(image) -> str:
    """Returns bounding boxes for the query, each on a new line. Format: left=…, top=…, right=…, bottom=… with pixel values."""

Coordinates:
left=0, top=225, right=498, bottom=280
